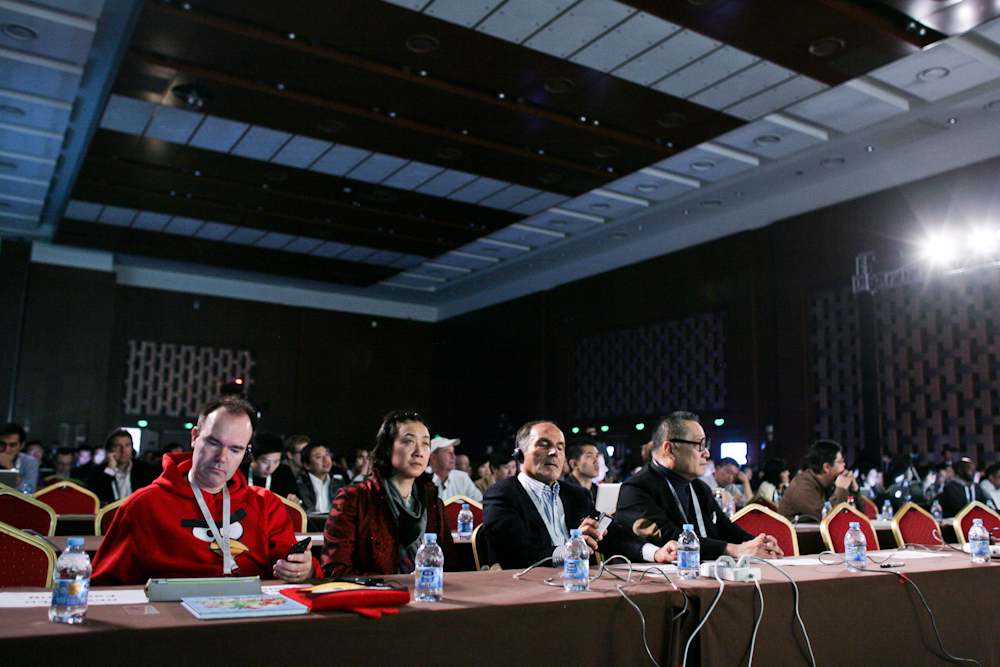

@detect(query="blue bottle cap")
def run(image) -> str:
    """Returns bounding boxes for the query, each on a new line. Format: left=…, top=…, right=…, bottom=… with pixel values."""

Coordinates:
left=67, top=537, right=84, bottom=547
left=848, top=522, right=860, bottom=529
left=424, top=533, right=437, bottom=541
left=570, top=529, right=582, bottom=537
left=682, top=523, right=694, bottom=531
left=973, top=518, right=983, bottom=525
left=462, top=503, right=469, bottom=509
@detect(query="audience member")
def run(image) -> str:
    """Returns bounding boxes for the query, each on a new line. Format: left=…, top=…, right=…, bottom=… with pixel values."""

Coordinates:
left=25, top=441, right=45, bottom=464
left=161, top=443, right=184, bottom=469
left=71, top=445, right=95, bottom=479
left=321, top=410, right=457, bottom=576
left=246, top=432, right=299, bottom=501
left=562, top=438, right=600, bottom=501
left=0, top=423, right=39, bottom=491
left=295, top=442, right=346, bottom=514
left=616, top=412, right=781, bottom=561
left=778, top=440, right=861, bottom=520
left=52, top=447, right=77, bottom=480
left=757, top=458, right=789, bottom=504
left=282, top=435, right=310, bottom=476
left=472, top=457, right=491, bottom=482
left=979, top=462, right=1000, bottom=508
left=698, top=456, right=752, bottom=507
left=936, top=457, right=988, bottom=517
left=483, top=420, right=676, bottom=569
left=86, top=429, right=159, bottom=504
left=345, top=447, right=373, bottom=484
left=91, top=396, right=316, bottom=585
left=475, top=450, right=517, bottom=493
left=428, top=436, right=482, bottom=502
left=455, top=453, right=472, bottom=475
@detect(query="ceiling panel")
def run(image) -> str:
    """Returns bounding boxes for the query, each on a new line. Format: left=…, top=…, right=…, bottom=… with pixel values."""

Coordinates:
left=476, top=0, right=575, bottom=44
left=569, top=11, right=680, bottom=72
left=423, top=0, right=504, bottom=28
left=523, top=0, right=636, bottom=60
left=612, top=29, right=722, bottom=86
left=869, top=42, right=1000, bottom=102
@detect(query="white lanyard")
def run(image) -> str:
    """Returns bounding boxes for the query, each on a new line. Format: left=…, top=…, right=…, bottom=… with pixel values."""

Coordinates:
left=665, top=478, right=708, bottom=538
left=188, top=473, right=236, bottom=575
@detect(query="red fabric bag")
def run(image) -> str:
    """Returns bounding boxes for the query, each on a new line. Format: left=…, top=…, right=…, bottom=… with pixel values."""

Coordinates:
left=280, top=585, right=410, bottom=618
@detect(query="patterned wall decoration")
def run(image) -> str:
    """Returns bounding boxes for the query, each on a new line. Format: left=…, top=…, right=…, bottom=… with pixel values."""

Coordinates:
left=123, top=340, right=255, bottom=417
left=875, top=267, right=1000, bottom=460
left=572, top=313, right=725, bottom=420
left=811, top=287, right=865, bottom=460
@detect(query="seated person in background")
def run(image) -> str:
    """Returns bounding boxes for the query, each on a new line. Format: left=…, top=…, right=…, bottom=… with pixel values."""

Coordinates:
left=455, top=453, right=472, bottom=475
left=756, top=458, right=789, bottom=504
left=160, top=443, right=184, bottom=470
left=282, top=435, right=310, bottom=477
left=50, top=447, right=78, bottom=482
left=979, top=462, right=1000, bottom=509
left=698, top=456, right=752, bottom=508
left=562, top=438, right=600, bottom=502
left=70, top=445, right=94, bottom=480
left=778, top=440, right=861, bottom=521
left=0, top=422, right=40, bottom=492
left=937, top=457, right=988, bottom=517
left=616, top=412, right=783, bottom=561
left=322, top=410, right=456, bottom=576
left=295, top=442, right=345, bottom=514
left=483, top=420, right=676, bottom=569
left=245, top=432, right=300, bottom=502
left=92, top=397, right=316, bottom=585
left=86, top=429, right=160, bottom=504
left=428, top=436, right=482, bottom=502
left=345, top=447, right=373, bottom=484
left=475, top=450, right=517, bottom=494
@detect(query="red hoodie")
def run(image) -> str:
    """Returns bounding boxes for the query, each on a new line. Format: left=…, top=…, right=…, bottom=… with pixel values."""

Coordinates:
left=92, top=452, right=317, bottom=585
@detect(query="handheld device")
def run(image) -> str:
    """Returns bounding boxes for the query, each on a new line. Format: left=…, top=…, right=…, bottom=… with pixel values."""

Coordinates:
left=287, top=537, right=312, bottom=557
left=879, top=561, right=904, bottom=568
left=590, top=511, right=613, bottom=534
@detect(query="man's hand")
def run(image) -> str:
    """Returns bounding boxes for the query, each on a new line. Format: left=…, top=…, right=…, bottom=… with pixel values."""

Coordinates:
left=726, top=533, right=784, bottom=560
left=105, top=450, right=118, bottom=470
left=653, top=541, right=677, bottom=563
left=286, top=493, right=300, bottom=504
left=834, top=469, right=856, bottom=490
left=273, top=552, right=314, bottom=583
left=577, top=516, right=605, bottom=553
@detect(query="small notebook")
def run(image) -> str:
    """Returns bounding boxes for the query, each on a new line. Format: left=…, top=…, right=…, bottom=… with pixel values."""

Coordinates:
left=181, top=594, right=309, bottom=620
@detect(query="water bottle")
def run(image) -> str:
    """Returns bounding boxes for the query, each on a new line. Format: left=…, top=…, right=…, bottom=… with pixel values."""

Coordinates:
left=49, top=537, right=91, bottom=623
left=968, top=518, right=990, bottom=564
left=677, top=524, right=700, bottom=579
left=414, top=533, right=443, bottom=602
left=881, top=499, right=894, bottom=521
left=844, top=521, right=867, bottom=571
left=563, top=529, right=590, bottom=592
left=774, top=489, right=783, bottom=505
left=723, top=498, right=735, bottom=517
left=457, top=503, right=474, bottom=540
left=931, top=500, right=943, bottom=521
left=821, top=501, right=833, bottom=520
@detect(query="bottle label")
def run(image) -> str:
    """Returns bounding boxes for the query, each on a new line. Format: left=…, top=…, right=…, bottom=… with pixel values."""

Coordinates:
left=415, top=566, right=442, bottom=589
left=970, top=539, right=989, bottom=556
left=51, top=579, right=89, bottom=606
left=845, top=545, right=866, bottom=565
left=457, top=520, right=473, bottom=534
left=563, top=558, right=588, bottom=580
left=678, top=550, right=700, bottom=570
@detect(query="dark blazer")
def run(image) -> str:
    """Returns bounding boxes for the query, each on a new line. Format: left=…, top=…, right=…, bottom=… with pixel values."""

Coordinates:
left=936, top=480, right=987, bottom=518
left=483, top=475, right=645, bottom=569
left=615, top=463, right=754, bottom=561
left=245, top=463, right=299, bottom=499
left=295, top=468, right=347, bottom=513
left=321, top=471, right=457, bottom=576
left=86, top=459, right=160, bottom=504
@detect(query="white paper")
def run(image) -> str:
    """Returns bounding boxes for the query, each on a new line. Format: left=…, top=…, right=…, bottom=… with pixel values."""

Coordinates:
left=0, top=589, right=150, bottom=608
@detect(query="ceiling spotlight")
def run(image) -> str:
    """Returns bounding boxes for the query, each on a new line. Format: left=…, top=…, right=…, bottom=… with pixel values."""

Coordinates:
left=754, top=134, right=781, bottom=146
left=170, top=84, right=213, bottom=110
left=820, top=156, right=846, bottom=167
left=0, top=104, right=26, bottom=117
left=985, top=100, right=1000, bottom=112
left=406, top=34, right=439, bottom=53
left=808, top=37, right=845, bottom=57
left=701, top=199, right=722, bottom=208
left=636, top=183, right=658, bottom=193
left=2, top=23, right=38, bottom=41
left=691, top=160, right=716, bottom=171
left=918, top=67, right=950, bottom=82
left=543, top=78, right=574, bottom=94
left=920, top=233, right=957, bottom=264
left=590, top=202, right=611, bottom=210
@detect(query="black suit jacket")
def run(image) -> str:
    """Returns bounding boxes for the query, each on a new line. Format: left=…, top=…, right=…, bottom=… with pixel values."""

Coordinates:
left=482, top=475, right=644, bottom=569
left=295, top=468, right=346, bottom=513
left=245, top=463, right=299, bottom=499
left=936, top=480, right=986, bottom=518
left=615, top=463, right=753, bottom=561
left=86, top=460, right=160, bottom=504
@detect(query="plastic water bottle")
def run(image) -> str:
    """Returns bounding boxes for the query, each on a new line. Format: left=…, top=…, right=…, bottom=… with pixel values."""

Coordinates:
left=677, top=524, right=700, bottom=579
left=414, top=533, right=443, bottom=602
left=563, top=528, right=590, bottom=591
left=17, top=479, right=34, bottom=496
left=457, top=503, right=474, bottom=540
left=881, top=499, right=894, bottom=521
left=931, top=500, right=943, bottom=521
left=968, top=518, right=990, bottom=564
left=723, top=498, right=735, bottom=517
left=844, top=521, right=867, bottom=571
left=821, top=501, right=833, bottom=520
left=49, top=537, right=91, bottom=623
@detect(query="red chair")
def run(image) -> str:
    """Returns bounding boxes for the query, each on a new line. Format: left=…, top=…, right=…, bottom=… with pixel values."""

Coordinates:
left=94, top=497, right=127, bottom=536
left=444, top=495, right=483, bottom=533
left=34, top=481, right=100, bottom=515
left=862, top=497, right=878, bottom=520
left=954, top=501, right=1000, bottom=545
left=0, top=489, right=57, bottom=536
left=820, top=503, right=880, bottom=553
left=747, top=495, right=779, bottom=512
left=278, top=494, right=309, bottom=533
left=891, top=502, right=942, bottom=547
left=732, top=503, right=800, bottom=556
left=0, top=520, right=57, bottom=587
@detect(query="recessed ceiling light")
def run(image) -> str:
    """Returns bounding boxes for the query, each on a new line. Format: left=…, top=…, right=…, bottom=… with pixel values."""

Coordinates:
left=0, top=161, right=17, bottom=171
left=171, top=84, right=213, bottom=110
left=317, top=119, right=345, bottom=133
left=0, top=104, right=26, bottom=117
left=593, top=146, right=619, bottom=158
left=985, top=100, right=1000, bottom=112
left=406, top=34, right=439, bottom=53
left=948, top=117, right=957, bottom=124
left=691, top=160, right=716, bottom=171
left=636, top=183, right=659, bottom=193
left=701, top=199, right=722, bottom=208
left=0, top=201, right=10, bottom=208
left=754, top=134, right=781, bottom=145
left=590, top=202, right=611, bottom=210
left=918, top=67, right=950, bottom=82
left=808, top=38, right=845, bottom=57
left=543, top=78, right=574, bottom=94
left=2, top=23, right=38, bottom=41
left=821, top=156, right=846, bottom=167
left=658, top=113, right=685, bottom=128
left=436, top=148, right=462, bottom=160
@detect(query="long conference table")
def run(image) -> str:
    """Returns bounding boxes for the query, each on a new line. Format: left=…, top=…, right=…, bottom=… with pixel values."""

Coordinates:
left=2, top=549, right=997, bottom=666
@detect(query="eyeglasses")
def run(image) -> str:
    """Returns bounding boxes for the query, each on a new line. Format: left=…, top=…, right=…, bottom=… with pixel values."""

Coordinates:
left=671, top=437, right=711, bottom=453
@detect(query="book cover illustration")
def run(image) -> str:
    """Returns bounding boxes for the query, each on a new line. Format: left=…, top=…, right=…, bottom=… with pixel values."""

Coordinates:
left=181, top=594, right=309, bottom=620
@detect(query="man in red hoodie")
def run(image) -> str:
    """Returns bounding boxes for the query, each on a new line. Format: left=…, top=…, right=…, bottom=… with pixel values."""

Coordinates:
left=92, top=397, right=316, bottom=585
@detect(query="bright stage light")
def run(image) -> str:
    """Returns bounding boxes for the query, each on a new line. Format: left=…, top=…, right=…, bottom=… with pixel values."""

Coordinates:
left=921, top=233, right=957, bottom=264
left=969, top=228, right=998, bottom=253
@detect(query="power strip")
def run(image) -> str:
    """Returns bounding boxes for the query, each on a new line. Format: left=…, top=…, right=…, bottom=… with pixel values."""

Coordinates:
left=700, top=562, right=762, bottom=582
left=960, top=543, right=1000, bottom=556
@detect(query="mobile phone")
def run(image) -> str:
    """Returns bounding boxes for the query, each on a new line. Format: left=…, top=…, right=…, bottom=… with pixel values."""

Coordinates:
left=287, top=537, right=312, bottom=557
left=590, top=511, right=613, bottom=534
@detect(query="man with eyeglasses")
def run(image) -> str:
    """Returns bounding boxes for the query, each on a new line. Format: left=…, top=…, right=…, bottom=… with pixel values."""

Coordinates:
left=616, top=411, right=783, bottom=560
left=778, top=439, right=861, bottom=521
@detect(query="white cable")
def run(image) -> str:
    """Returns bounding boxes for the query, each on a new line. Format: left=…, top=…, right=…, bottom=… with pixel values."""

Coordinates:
left=681, top=566, right=726, bottom=667
left=750, top=558, right=817, bottom=667
left=747, top=577, right=764, bottom=667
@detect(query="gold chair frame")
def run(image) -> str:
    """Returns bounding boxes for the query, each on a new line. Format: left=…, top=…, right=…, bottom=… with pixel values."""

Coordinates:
left=94, top=497, right=128, bottom=536
left=34, top=480, right=101, bottom=514
left=953, top=500, right=1000, bottom=545
left=0, top=519, right=57, bottom=587
left=732, top=503, right=800, bottom=556
left=0, top=488, right=58, bottom=537
left=443, top=494, right=483, bottom=509
left=890, top=502, right=941, bottom=548
left=278, top=493, right=309, bottom=533
left=819, top=502, right=880, bottom=552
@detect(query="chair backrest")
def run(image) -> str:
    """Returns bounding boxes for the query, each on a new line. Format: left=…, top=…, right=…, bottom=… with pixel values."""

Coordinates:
left=34, top=481, right=100, bottom=515
left=471, top=523, right=489, bottom=571
left=278, top=493, right=309, bottom=533
left=95, top=497, right=128, bottom=536
left=954, top=501, right=1000, bottom=545
left=820, top=502, right=880, bottom=553
left=732, top=504, right=800, bottom=556
left=0, top=489, right=57, bottom=536
left=746, top=495, right=778, bottom=512
left=0, top=520, right=57, bottom=587
left=862, top=497, right=878, bottom=520
left=595, top=483, right=621, bottom=514
left=444, top=495, right=483, bottom=531
left=891, top=502, right=941, bottom=547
